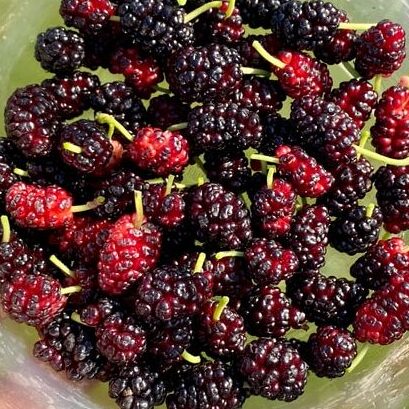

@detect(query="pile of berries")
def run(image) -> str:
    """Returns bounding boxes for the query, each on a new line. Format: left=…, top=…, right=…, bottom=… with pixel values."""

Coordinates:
left=1, top=0, right=409, bottom=408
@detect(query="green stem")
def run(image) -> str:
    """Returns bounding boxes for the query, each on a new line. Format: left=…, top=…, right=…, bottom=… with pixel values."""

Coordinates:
left=177, top=0, right=187, bottom=5
left=134, top=191, right=144, bottom=229
left=184, top=1, right=223, bottom=23
left=347, top=345, right=369, bottom=373
left=96, top=113, right=134, bottom=142
left=339, top=23, right=375, bottom=30
left=215, top=251, right=244, bottom=260
left=49, top=255, right=75, bottom=278
left=340, top=61, right=360, bottom=79
left=71, top=312, right=91, bottom=326
left=168, top=122, right=188, bottom=132
left=241, top=67, right=271, bottom=77
left=61, top=285, right=82, bottom=296
left=267, top=166, right=276, bottom=190
left=353, top=145, right=409, bottom=166
left=373, top=74, right=383, bottom=95
left=197, top=176, right=205, bottom=186
left=165, top=175, right=175, bottom=196
left=181, top=350, right=201, bottom=364
left=1, top=215, right=11, bottom=243
left=252, top=41, right=286, bottom=69
left=213, top=296, right=230, bottom=321
left=71, top=196, right=105, bottom=213
left=251, top=153, right=280, bottom=164
left=110, top=15, right=120, bottom=22
left=225, top=0, right=236, bottom=18
left=154, top=85, right=171, bottom=94
left=193, top=252, right=207, bottom=273
left=366, top=203, right=376, bottom=218
left=63, top=142, right=82, bottom=154
left=357, top=130, right=371, bottom=159
left=13, top=168, right=29, bottom=177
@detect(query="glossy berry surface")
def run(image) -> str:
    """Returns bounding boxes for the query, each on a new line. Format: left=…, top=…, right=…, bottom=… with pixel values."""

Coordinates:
left=147, top=95, right=189, bottom=130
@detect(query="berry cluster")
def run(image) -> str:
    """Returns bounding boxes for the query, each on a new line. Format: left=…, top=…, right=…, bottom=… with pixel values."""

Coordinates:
left=1, top=0, right=409, bottom=408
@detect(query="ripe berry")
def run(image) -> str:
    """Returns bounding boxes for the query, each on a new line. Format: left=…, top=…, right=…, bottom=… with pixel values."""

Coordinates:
left=134, top=264, right=213, bottom=323
left=237, top=0, right=290, bottom=29
left=118, top=0, right=194, bottom=58
left=96, top=313, right=146, bottom=364
left=42, top=71, right=100, bottom=120
left=187, top=102, right=263, bottom=154
left=287, top=205, right=330, bottom=270
left=167, top=43, right=243, bottom=103
left=98, top=213, right=162, bottom=295
left=188, top=183, right=253, bottom=250
left=270, top=0, right=344, bottom=51
left=329, top=79, right=378, bottom=130
left=270, top=51, right=332, bottom=99
left=167, top=361, right=246, bottom=409
left=276, top=146, right=334, bottom=198
left=109, top=47, right=163, bottom=99
left=328, top=205, right=383, bottom=255
left=34, top=310, right=106, bottom=380
left=35, top=26, right=85, bottom=74
left=197, top=299, right=246, bottom=359
left=375, top=165, right=409, bottom=233
left=355, top=20, right=406, bottom=79
left=5, top=85, right=59, bottom=158
left=350, top=238, right=409, bottom=290
left=371, top=86, right=409, bottom=159
left=1, top=274, right=67, bottom=326
left=59, top=120, right=115, bottom=175
left=6, top=182, right=73, bottom=229
left=109, top=363, right=167, bottom=409
left=305, top=326, right=357, bottom=378
left=241, top=285, right=306, bottom=337
left=238, top=337, right=308, bottom=402
left=127, top=127, right=189, bottom=177
left=287, top=273, right=369, bottom=327
left=147, top=95, right=189, bottom=130
left=79, top=296, right=122, bottom=327
left=245, top=238, right=299, bottom=285
left=318, top=159, right=374, bottom=216
left=203, top=151, right=251, bottom=194
left=251, top=176, right=296, bottom=239
left=60, top=0, right=116, bottom=36
left=290, top=96, right=360, bottom=167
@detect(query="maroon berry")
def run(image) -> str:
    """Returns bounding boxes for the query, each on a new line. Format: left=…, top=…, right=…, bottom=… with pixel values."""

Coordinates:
left=147, top=95, right=189, bottom=130
left=80, top=297, right=122, bottom=327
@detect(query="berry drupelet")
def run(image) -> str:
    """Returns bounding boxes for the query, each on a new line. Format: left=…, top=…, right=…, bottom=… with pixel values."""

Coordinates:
left=237, top=0, right=290, bottom=29
left=42, top=71, right=100, bottom=120
left=329, top=79, right=378, bottom=130
left=287, top=273, right=369, bottom=327
left=328, top=204, right=383, bottom=255
left=241, top=285, right=306, bottom=337
left=203, top=151, right=251, bottom=194
left=34, top=310, right=106, bottom=381
left=196, top=298, right=246, bottom=359
left=5, top=85, right=59, bottom=158
left=167, top=361, right=246, bottom=409
left=79, top=296, right=122, bottom=327
left=134, top=263, right=213, bottom=323
left=109, top=363, right=167, bottom=409
left=96, top=313, right=146, bottom=364
left=147, top=95, right=189, bottom=130
left=167, top=43, right=243, bottom=103
left=355, top=20, right=406, bottom=79
left=127, top=127, right=189, bottom=177
left=98, top=213, right=162, bottom=295
left=375, top=165, right=409, bottom=233
left=305, top=326, right=357, bottom=378
left=270, top=0, right=345, bottom=52
left=371, top=86, right=409, bottom=159
left=318, top=158, right=374, bottom=216
left=245, top=238, right=299, bottom=285
left=60, top=0, right=116, bottom=36
left=350, top=238, right=409, bottom=290
left=238, top=337, right=308, bottom=402
left=59, top=120, right=114, bottom=175
left=188, top=183, right=253, bottom=250
left=118, top=0, right=194, bottom=58
left=290, top=96, right=360, bottom=167
left=35, top=27, right=85, bottom=74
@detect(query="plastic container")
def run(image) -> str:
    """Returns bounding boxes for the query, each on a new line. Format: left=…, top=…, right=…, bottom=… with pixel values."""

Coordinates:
left=0, top=1, right=409, bottom=408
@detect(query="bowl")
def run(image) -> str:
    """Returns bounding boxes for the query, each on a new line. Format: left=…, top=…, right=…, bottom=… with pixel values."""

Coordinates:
left=1, top=0, right=409, bottom=408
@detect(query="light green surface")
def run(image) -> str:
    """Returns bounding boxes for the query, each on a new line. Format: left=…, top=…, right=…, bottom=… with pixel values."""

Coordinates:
left=1, top=1, right=409, bottom=408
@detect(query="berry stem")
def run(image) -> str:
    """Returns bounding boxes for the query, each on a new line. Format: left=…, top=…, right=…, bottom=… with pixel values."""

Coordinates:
left=382, top=231, right=392, bottom=240
left=146, top=178, right=165, bottom=185
left=353, top=145, right=409, bottom=166
left=110, top=15, right=120, bottom=22
left=340, top=61, right=360, bottom=79
left=181, top=350, right=201, bottom=364
left=357, top=130, right=371, bottom=159
left=193, top=252, right=207, bottom=273
left=213, top=296, right=230, bottom=321
left=165, top=175, right=175, bottom=196
left=71, top=312, right=91, bottom=327
left=49, top=255, right=75, bottom=278
left=195, top=156, right=206, bottom=175
left=252, top=41, right=286, bottom=69
left=177, top=0, right=187, bottom=5
left=241, top=67, right=271, bottom=77
left=134, top=190, right=144, bottom=229
left=366, top=203, right=376, bottom=218
left=347, top=344, right=369, bottom=373
left=215, top=251, right=244, bottom=260
left=373, top=74, right=383, bottom=95
left=184, top=1, right=223, bottom=23
left=266, top=166, right=276, bottom=190
left=251, top=153, right=280, bottom=164
left=63, top=142, right=82, bottom=154
left=338, top=23, right=375, bottom=31
left=197, top=176, right=205, bottom=186
left=154, top=85, right=171, bottom=94
left=1, top=215, right=11, bottom=243
left=96, top=113, right=134, bottom=142
left=71, top=196, right=105, bottom=213
left=13, top=168, right=29, bottom=177
left=61, top=285, right=82, bottom=295
left=225, top=0, right=236, bottom=18
left=168, top=122, right=188, bottom=132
